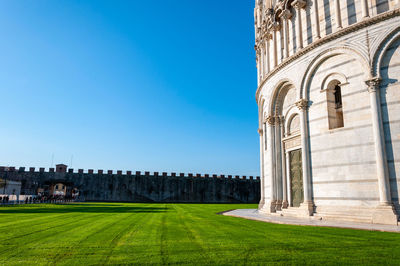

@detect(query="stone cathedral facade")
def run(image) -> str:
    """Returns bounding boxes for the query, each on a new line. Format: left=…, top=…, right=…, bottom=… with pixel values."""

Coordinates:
left=254, top=0, right=400, bottom=224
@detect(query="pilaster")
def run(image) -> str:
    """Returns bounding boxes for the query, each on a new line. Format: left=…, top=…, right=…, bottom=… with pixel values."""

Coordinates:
left=258, top=127, right=265, bottom=210
left=280, top=9, right=292, bottom=59
left=278, top=116, right=289, bottom=208
left=274, top=116, right=283, bottom=211
left=292, top=0, right=306, bottom=50
left=365, top=77, right=398, bottom=225
left=295, top=99, right=314, bottom=216
left=264, top=115, right=277, bottom=213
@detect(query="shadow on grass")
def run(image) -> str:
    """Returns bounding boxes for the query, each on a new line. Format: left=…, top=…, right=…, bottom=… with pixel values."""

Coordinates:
left=0, top=205, right=169, bottom=214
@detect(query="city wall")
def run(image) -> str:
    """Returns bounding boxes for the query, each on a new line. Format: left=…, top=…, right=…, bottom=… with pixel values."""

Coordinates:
left=0, top=167, right=260, bottom=203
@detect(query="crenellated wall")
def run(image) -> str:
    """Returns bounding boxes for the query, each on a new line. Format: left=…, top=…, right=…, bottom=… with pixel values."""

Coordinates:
left=0, top=167, right=260, bottom=203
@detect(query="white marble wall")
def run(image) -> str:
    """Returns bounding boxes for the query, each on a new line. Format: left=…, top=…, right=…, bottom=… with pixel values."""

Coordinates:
left=380, top=37, right=400, bottom=210
left=256, top=11, right=400, bottom=221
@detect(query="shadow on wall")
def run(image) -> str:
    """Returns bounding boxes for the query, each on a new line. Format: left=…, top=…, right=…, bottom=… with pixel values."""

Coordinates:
left=376, top=0, right=389, bottom=14
left=346, top=0, right=357, bottom=25
left=380, top=36, right=400, bottom=207
left=323, top=0, right=332, bottom=35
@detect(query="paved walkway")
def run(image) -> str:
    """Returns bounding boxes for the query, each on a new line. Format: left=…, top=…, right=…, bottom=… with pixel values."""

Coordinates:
left=222, top=209, right=400, bottom=233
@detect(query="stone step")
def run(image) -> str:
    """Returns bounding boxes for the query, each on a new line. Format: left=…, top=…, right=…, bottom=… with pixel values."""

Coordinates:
left=314, top=213, right=373, bottom=223
left=279, top=208, right=311, bottom=218
left=314, top=206, right=376, bottom=217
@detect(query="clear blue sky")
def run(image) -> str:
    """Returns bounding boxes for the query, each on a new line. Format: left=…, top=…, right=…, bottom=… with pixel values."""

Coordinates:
left=0, top=0, right=259, bottom=176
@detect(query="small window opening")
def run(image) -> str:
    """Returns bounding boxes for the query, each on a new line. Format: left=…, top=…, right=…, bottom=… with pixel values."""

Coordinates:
left=327, top=82, right=344, bottom=129
left=334, top=85, right=342, bottom=109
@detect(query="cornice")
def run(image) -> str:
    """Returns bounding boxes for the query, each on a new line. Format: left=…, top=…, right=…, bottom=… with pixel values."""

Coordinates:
left=255, top=8, right=400, bottom=104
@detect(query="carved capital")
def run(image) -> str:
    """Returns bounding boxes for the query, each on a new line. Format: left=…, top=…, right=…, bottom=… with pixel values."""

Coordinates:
left=295, top=99, right=309, bottom=110
left=265, top=8, right=274, bottom=16
left=265, top=115, right=275, bottom=125
left=271, top=22, right=281, bottom=31
left=365, top=77, right=381, bottom=93
left=276, top=115, right=285, bottom=125
left=280, top=9, right=292, bottom=20
left=291, top=0, right=306, bottom=9
left=264, top=32, right=273, bottom=41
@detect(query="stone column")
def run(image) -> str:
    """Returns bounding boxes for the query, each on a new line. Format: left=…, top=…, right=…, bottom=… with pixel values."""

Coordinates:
left=278, top=23, right=284, bottom=64
left=258, top=127, right=265, bottom=210
left=256, top=50, right=261, bottom=85
left=256, top=7, right=261, bottom=28
left=271, top=23, right=280, bottom=68
left=260, top=43, right=265, bottom=79
left=265, top=34, right=272, bottom=74
left=280, top=9, right=292, bottom=59
left=279, top=116, right=288, bottom=208
left=366, top=77, right=398, bottom=225
left=361, top=0, right=369, bottom=18
left=275, top=116, right=283, bottom=211
left=334, top=0, right=342, bottom=29
left=292, top=0, right=306, bottom=50
left=263, top=122, right=268, bottom=203
left=313, top=0, right=321, bottom=39
left=285, top=151, right=291, bottom=206
left=295, top=99, right=314, bottom=216
left=265, top=115, right=277, bottom=213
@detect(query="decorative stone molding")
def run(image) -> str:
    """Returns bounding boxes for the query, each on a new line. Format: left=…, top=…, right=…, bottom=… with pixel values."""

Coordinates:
left=320, top=72, right=349, bottom=92
left=295, top=99, right=309, bottom=110
left=265, top=115, right=275, bottom=125
left=264, top=32, right=273, bottom=40
left=265, top=8, right=274, bottom=17
left=291, top=0, right=306, bottom=9
left=280, top=9, right=292, bottom=20
left=255, top=8, right=400, bottom=103
left=271, top=22, right=281, bottom=32
left=365, top=77, right=382, bottom=93
left=275, top=115, right=285, bottom=125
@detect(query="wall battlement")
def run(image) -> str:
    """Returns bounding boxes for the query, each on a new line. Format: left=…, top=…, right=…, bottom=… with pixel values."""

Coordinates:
left=0, top=166, right=260, bottom=203
left=0, top=166, right=260, bottom=180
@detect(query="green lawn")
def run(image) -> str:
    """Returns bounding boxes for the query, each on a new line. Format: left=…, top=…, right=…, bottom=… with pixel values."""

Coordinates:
left=0, top=203, right=399, bottom=265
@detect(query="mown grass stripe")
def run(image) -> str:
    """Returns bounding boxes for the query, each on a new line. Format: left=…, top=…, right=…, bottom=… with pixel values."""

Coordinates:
left=0, top=202, right=400, bottom=265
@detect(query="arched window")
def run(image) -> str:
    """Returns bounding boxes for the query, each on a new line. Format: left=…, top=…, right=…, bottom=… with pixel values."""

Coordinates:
left=327, top=81, right=344, bottom=129
left=287, top=114, right=300, bottom=136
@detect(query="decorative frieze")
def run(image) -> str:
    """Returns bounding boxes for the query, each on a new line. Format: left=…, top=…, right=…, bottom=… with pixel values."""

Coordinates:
left=284, top=136, right=301, bottom=150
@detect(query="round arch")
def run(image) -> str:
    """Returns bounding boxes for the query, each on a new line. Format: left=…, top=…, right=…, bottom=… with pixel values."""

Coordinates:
left=373, top=27, right=400, bottom=77
left=299, top=46, right=370, bottom=100
left=267, top=78, right=296, bottom=116
left=320, top=72, right=348, bottom=92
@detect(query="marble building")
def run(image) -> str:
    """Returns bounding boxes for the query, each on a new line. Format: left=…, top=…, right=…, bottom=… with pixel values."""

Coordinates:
left=255, top=0, right=400, bottom=224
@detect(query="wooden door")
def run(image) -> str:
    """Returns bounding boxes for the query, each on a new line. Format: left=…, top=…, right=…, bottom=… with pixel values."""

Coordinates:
left=289, top=149, right=303, bottom=207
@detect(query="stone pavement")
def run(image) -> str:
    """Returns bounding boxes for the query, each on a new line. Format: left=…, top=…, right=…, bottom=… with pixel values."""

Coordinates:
left=222, top=209, right=400, bottom=233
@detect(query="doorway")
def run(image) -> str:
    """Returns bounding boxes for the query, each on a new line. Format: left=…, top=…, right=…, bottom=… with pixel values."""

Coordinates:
left=289, top=149, right=303, bottom=207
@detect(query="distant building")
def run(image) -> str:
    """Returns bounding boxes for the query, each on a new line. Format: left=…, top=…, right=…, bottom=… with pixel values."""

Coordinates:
left=51, top=183, right=67, bottom=196
left=56, top=164, right=68, bottom=173
left=0, top=179, right=21, bottom=196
